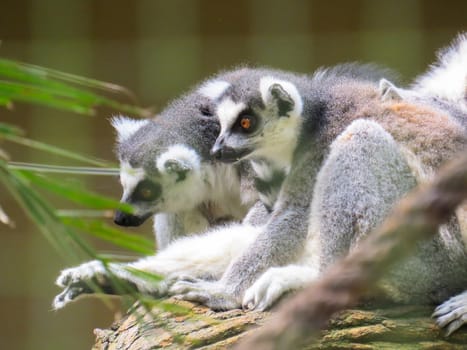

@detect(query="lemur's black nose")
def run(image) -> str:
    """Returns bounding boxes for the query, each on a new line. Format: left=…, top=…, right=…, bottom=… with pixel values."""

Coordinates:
left=210, top=138, right=224, bottom=160
left=210, top=144, right=223, bottom=160
left=211, top=145, right=239, bottom=162
left=210, top=136, right=239, bottom=162
left=114, top=210, right=148, bottom=227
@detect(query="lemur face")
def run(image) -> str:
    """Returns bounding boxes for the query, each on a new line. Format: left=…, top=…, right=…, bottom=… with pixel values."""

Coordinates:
left=114, top=144, right=205, bottom=226
left=211, top=76, right=303, bottom=169
left=110, top=76, right=233, bottom=228
left=111, top=116, right=208, bottom=227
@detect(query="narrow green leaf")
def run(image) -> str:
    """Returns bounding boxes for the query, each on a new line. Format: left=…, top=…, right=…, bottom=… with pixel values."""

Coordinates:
left=97, top=252, right=141, bottom=262
left=0, top=81, right=95, bottom=114
left=2, top=133, right=110, bottom=167
left=8, top=162, right=119, bottom=175
left=0, top=58, right=135, bottom=100
left=15, top=170, right=132, bottom=213
left=0, top=122, right=24, bottom=136
left=0, top=96, right=12, bottom=108
left=62, top=218, right=154, bottom=255
left=56, top=209, right=114, bottom=218
left=0, top=59, right=152, bottom=117
left=124, top=267, right=164, bottom=283
left=0, top=62, right=102, bottom=103
left=0, top=161, right=96, bottom=262
left=155, top=300, right=195, bottom=316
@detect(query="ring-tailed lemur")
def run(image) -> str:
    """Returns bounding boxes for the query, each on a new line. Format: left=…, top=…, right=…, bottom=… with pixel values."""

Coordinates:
left=170, top=34, right=467, bottom=325
left=338, top=38, right=467, bottom=335
left=243, top=34, right=467, bottom=335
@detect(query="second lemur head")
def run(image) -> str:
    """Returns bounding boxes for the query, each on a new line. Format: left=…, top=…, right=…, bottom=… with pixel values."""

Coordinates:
left=210, top=72, right=305, bottom=169
left=210, top=65, right=397, bottom=168
left=110, top=90, right=222, bottom=227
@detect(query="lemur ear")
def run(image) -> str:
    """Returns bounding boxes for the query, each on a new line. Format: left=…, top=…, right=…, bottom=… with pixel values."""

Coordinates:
left=260, top=77, right=303, bottom=117
left=163, top=159, right=191, bottom=182
left=156, top=145, right=201, bottom=182
left=269, top=84, right=295, bottom=117
left=379, top=79, right=403, bottom=102
left=110, top=115, right=149, bottom=144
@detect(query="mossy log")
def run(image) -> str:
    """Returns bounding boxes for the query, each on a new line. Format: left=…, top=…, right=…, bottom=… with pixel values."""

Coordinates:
left=92, top=299, right=467, bottom=350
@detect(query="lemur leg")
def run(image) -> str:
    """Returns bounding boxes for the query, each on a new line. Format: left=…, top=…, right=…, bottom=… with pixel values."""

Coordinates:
left=312, top=119, right=416, bottom=270
left=53, top=223, right=262, bottom=309
left=433, top=290, right=467, bottom=335
left=314, top=119, right=467, bottom=313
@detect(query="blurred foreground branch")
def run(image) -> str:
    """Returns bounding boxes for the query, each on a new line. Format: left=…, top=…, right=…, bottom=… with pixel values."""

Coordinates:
left=236, top=152, right=467, bottom=350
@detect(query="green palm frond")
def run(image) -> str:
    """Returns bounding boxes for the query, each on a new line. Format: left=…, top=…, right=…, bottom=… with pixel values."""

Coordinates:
left=0, top=58, right=165, bottom=304
left=0, top=58, right=152, bottom=117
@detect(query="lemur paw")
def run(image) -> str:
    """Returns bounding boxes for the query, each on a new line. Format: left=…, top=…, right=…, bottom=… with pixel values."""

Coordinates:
left=433, top=291, right=467, bottom=336
left=53, top=260, right=107, bottom=310
left=242, top=268, right=289, bottom=311
left=53, top=282, right=94, bottom=310
left=170, top=278, right=241, bottom=311
left=56, top=260, right=106, bottom=288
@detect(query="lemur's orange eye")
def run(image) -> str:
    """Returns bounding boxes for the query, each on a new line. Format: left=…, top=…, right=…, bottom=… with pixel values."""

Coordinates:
left=236, top=113, right=256, bottom=133
left=240, top=117, right=251, bottom=130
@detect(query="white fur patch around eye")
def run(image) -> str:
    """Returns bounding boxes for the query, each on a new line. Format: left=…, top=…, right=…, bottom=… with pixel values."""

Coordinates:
left=217, top=98, right=246, bottom=133
left=120, top=161, right=145, bottom=196
left=259, top=76, right=303, bottom=117
left=198, top=80, right=231, bottom=100
left=156, top=144, right=201, bottom=174
left=111, top=115, right=149, bottom=143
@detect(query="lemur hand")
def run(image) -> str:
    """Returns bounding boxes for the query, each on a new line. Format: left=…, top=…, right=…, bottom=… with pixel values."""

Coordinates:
left=53, top=260, right=107, bottom=309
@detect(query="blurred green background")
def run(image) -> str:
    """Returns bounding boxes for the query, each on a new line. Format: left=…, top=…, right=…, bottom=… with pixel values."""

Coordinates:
left=0, top=0, right=465, bottom=349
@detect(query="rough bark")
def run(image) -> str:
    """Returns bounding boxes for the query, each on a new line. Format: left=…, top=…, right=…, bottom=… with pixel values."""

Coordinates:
left=93, top=300, right=467, bottom=349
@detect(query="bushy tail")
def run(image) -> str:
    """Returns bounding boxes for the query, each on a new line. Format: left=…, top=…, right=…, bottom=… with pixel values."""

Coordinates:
left=411, top=33, right=467, bottom=110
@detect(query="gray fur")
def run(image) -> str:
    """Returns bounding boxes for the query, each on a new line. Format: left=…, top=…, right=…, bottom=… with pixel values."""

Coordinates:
left=373, top=34, right=467, bottom=334
left=311, top=119, right=417, bottom=269
left=173, top=50, right=466, bottom=314
left=380, top=33, right=467, bottom=130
